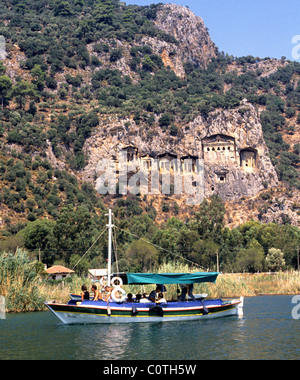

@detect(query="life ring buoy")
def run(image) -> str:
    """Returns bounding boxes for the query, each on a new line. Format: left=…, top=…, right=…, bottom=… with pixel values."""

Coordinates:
left=111, top=276, right=123, bottom=287
left=100, top=276, right=108, bottom=287
left=111, top=287, right=127, bottom=303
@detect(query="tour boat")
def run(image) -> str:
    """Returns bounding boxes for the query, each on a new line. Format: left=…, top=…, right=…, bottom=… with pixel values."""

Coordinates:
left=45, top=210, right=244, bottom=324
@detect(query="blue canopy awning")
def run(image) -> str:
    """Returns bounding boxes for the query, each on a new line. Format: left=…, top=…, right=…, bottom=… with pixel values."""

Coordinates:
left=126, top=272, right=219, bottom=285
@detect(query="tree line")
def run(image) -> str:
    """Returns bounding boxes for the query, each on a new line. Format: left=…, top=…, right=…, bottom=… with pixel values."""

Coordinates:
left=1, top=196, right=299, bottom=275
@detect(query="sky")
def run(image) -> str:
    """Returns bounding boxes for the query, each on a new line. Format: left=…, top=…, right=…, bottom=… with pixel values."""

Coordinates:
left=125, top=0, right=300, bottom=61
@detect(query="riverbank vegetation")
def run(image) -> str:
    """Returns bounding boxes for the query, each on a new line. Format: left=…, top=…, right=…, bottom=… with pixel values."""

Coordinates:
left=0, top=248, right=47, bottom=312
left=0, top=248, right=89, bottom=312
left=1, top=249, right=300, bottom=313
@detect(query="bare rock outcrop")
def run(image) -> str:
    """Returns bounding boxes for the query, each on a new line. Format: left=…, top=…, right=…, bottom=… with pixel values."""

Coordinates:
left=83, top=100, right=278, bottom=202
left=154, top=4, right=217, bottom=69
left=88, top=4, right=218, bottom=79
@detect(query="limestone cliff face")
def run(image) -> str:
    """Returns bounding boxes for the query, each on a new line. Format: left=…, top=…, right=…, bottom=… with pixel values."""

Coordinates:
left=76, top=4, right=278, bottom=203
left=153, top=4, right=218, bottom=70
left=88, top=4, right=217, bottom=79
left=193, top=101, right=278, bottom=200
left=82, top=100, right=278, bottom=202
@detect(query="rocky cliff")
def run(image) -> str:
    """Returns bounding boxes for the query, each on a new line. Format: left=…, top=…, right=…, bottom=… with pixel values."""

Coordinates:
left=153, top=4, right=217, bottom=72
left=85, top=3, right=217, bottom=79
left=0, top=1, right=299, bottom=228
left=83, top=99, right=278, bottom=203
left=80, top=4, right=278, bottom=204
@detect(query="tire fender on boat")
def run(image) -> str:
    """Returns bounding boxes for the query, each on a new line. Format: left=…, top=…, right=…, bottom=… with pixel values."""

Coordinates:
left=111, top=276, right=123, bottom=287
left=111, top=287, right=127, bottom=302
left=149, top=305, right=164, bottom=317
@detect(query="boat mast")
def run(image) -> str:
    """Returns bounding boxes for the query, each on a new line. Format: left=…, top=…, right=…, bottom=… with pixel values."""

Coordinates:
left=106, top=209, right=114, bottom=286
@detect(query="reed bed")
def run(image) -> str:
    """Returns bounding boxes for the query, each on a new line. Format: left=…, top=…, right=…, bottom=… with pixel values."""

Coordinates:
left=194, top=271, right=300, bottom=299
left=43, top=276, right=92, bottom=304
left=0, top=249, right=46, bottom=312
left=0, top=249, right=90, bottom=312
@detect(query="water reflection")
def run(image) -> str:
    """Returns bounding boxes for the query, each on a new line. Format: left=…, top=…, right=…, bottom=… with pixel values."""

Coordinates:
left=51, top=298, right=300, bottom=360
left=1, top=296, right=300, bottom=360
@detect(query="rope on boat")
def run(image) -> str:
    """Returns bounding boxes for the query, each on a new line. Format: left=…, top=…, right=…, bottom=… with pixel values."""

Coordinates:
left=71, top=227, right=108, bottom=271
left=112, top=214, right=119, bottom=274
left=114, top=225, right=207, bottom=271
left=69, top=211, right=208, bottom=277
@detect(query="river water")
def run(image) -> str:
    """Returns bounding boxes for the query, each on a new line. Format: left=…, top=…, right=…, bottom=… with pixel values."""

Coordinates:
left=0, top=295, right=299, bottom=360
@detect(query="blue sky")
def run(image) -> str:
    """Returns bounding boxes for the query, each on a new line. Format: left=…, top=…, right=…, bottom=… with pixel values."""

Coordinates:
left=125, top=0, right=300, bottom=61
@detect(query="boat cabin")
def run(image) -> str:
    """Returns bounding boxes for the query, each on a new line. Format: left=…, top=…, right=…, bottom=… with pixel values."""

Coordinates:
left=88, top=269, right=108, bottom=283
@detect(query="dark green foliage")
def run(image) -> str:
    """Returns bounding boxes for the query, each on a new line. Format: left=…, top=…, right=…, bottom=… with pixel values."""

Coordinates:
left=0, top=0, right=298, bottom=186
left=0, top=149, right=102, bottom=229
left=0, top=0, right=299, bottom=276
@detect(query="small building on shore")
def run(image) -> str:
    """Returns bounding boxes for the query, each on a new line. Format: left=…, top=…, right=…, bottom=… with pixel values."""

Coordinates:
left=45, top=265, right=75, bottom=281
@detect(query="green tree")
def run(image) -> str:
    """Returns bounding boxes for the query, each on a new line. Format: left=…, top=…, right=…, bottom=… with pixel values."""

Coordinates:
left=125, top=239, right=158, bottom=272
left=176, top=227, right=200, bottom=261
left=142, top=55, right=155, bottom=72
left=23, top=219, right=56, bottom=264
left=0, top=62, right=6, bottom=75
left=152, top=226, right=181, bottom=263
left=51, top=205, right=101, bottom=265
left=53, top=0, right=74, bottom=16
left=69, top=254, right=89, bottom=276
left=159, top=112, right=175, bottom=128
left=190, top=238, right=220, bottom=270
left=0, top=75, right=12, bottom=108
left=11, top=80, right=36, bottom=109
left=93, top=0, right=117, bottom=25
left=194, top=195, right=225, bottom=242
left=266, top=248, right=286, bottom=272
left=31, top=64, right=45, bottom=91
left=235, top=239, right=265, bottom=273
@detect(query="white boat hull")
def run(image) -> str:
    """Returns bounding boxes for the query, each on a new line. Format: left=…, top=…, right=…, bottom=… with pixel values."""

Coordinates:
left=46, top=297, right=243, bottom=325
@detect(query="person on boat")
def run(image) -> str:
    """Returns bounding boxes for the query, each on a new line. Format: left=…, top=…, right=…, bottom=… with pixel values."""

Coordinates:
left=103, top=285, right=114, bottom=304
left=179, top=284, right=196, bottom=301
left=126, top=293, right=133, bottom=303
left=156, top=293, right=167, bottom=304
left=140, top=293, right=151, bottom=303
left=91, top=284, right=102, bottom=301
left=135, top=294, right=142, bottom=303
left=81, top=285, right=90, bottom=301
left=148, top=285, right=162, bottom=302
